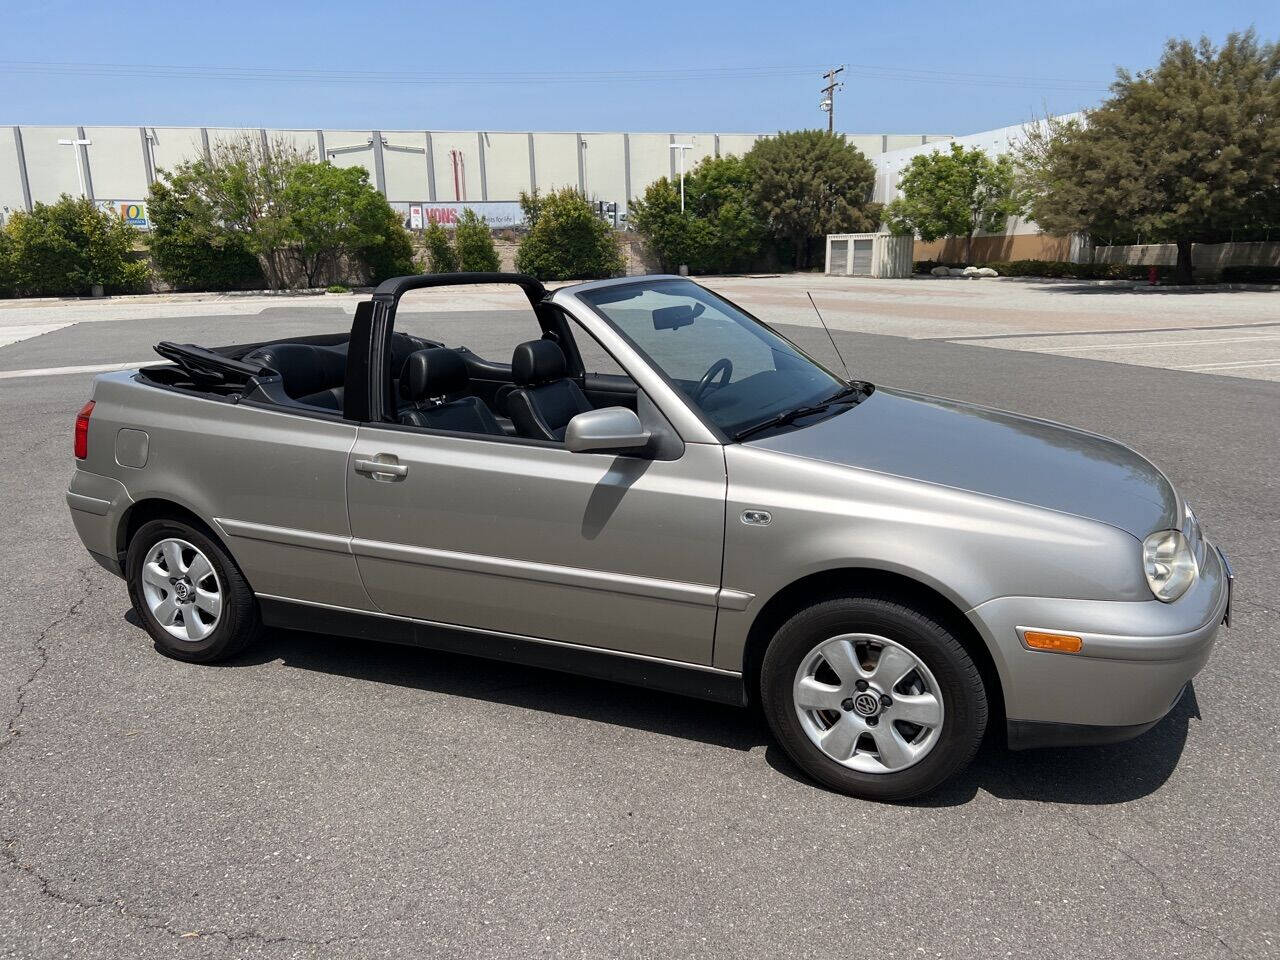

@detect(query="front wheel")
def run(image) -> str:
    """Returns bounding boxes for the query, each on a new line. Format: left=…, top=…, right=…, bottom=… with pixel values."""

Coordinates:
left=126, top=518, right=263, bottom=663
left=761, top=595, right=988, bottom=801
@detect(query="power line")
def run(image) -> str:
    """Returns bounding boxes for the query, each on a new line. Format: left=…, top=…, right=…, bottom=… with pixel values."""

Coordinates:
left=0, top=58, right=1111, bottom=94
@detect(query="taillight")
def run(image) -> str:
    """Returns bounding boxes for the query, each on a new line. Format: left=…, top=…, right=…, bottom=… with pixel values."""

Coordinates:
left=74, top=400, right=94, bottom=460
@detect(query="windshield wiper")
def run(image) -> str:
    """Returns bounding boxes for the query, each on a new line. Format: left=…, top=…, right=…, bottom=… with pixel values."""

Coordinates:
left=732, top=382, right=868, bottom=442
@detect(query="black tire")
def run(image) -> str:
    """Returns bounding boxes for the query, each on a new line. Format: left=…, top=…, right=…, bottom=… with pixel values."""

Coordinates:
left=761, top=595, right=987, bottom=801
left=125, top=518, right=263, bottom=663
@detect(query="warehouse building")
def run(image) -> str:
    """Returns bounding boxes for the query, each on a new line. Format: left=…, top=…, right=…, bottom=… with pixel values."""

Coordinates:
left=0, top=125, right=953, bottom=230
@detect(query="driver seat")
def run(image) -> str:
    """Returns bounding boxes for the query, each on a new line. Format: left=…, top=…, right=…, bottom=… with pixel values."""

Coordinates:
left=507, top=340, right=592, bottom=442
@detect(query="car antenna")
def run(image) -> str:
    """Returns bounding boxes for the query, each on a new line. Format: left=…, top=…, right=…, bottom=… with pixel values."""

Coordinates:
left=806, top=291, right=851, bottom=382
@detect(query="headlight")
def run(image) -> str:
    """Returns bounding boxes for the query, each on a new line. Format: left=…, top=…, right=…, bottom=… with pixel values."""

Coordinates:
left=1142, top=529, right=1198, bottom=602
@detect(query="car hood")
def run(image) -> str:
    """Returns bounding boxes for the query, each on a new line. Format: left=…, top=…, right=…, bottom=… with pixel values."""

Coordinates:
left=748, top=386, right=1178, bottom=538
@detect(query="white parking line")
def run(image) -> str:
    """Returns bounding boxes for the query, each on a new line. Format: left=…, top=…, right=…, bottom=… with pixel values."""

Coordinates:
left=1174, top=358, right=1280, bottom=371
left=1056, top=334, right=1280, bottom=352
left=0, top=360, right=152, bottom=381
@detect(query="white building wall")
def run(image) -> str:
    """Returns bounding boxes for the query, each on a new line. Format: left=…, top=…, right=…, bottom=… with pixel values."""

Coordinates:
left=580, top=133, right=625, bottom=205
left=381, top=131, right=428, bottom=201
left=483, top=132, right=533, bottom=201
left=2, top=124, right=956, bottom=218
left=83, top=126, right=148, bottom=200
left=716, top=134, right=760, bottom=158
left=21, top=126, right=84, bottom=201
left=626, top=134, right=672, bottom=202
left=0, top=128, right=28, bottom=218
left=147, top=127, right=207, bottom=176
left=323, top=129, right=377, bottom=185
left=532, top=132, right=579, bottom=196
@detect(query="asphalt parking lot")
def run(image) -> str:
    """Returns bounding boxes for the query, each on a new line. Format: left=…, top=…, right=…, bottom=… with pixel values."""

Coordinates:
left=1, top=278, right=1278, bottom=959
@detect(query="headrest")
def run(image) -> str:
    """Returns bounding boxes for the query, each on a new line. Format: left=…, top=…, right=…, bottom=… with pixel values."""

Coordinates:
left=512, top=339, right=566, bottom=386
left=402, top=347, right=469, bottom=401
left=242, top=343, right=347, bottom=399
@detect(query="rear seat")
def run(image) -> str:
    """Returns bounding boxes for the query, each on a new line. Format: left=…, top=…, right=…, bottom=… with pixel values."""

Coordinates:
left=242, top=333, right=438, bottom=413
left=242, top=343, right=348, bottom=410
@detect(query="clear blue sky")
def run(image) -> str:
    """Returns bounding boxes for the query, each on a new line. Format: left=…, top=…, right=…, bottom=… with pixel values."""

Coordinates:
left=3, top=0, right=1276, bottom=135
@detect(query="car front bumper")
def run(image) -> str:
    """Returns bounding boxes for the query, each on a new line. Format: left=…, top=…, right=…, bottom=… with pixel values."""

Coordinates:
left=969, top=541, right=1231, bottom=749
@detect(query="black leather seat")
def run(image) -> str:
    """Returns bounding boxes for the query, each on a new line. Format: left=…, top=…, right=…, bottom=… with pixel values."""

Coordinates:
left=398, top=347, right=504, bottom=436
left=507, top=340, right=593, bottom=442
left=242, top=342, right=348, bottom=410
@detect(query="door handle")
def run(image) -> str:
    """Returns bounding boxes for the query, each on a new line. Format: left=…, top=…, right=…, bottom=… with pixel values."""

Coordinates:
left=354, top=455, right=409, bottom=480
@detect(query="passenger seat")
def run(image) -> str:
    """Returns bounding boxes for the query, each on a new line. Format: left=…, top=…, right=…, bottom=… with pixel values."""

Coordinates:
left=398, top=347, right=505, bottom=436
left=507, top=340, right=593, bottom=442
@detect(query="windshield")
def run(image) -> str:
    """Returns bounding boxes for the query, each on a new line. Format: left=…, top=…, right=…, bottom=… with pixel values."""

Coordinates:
left=578, top=279, right=846, bottom=436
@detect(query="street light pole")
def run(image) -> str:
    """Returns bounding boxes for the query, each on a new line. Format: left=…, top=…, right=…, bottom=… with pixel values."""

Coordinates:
left=58, top=137, right=92, bottom=197
left=669, top=143, right=693, bottom=212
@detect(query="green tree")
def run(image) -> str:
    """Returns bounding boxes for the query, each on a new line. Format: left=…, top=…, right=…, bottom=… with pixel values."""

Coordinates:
left=423, top=218, right=458, bottom=272
left=1017, top=30, right=1280, bottom=284
left=282, top=162, right=412, bottom=286
left=518, top=188, right=544, bottom=228
left=454, top=208, right=501, bottom=272
left=629, top=154, right=763, bottom=273
left=360, top=203, right=417, bottom=284
left=886, top=144, right=1020, bottom=264
left=5, top=195, right=150, bottom=297
left=0, top=229, right=14, bottom=297
left=745, top=130, right=880, bottom=268
left=147, top=167, right=263, bottom=291
left=194, top=134, right=307, bottom=289
left=514, top=187, right=623, bottom=280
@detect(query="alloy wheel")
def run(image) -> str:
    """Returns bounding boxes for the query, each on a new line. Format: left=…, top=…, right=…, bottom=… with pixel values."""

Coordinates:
left=139, top=538, right=223, bottom=642
left=792, top=633, right=944, bottom=773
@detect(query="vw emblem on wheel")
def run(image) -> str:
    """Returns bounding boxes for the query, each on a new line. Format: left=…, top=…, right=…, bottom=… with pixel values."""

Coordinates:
left=852, top=692, right=881, bottom=717
left=173, top=581, right=191, bottom=601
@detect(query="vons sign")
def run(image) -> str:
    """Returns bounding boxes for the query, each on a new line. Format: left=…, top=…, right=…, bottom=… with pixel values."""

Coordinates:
left=396, top=201, right=524, bottom=231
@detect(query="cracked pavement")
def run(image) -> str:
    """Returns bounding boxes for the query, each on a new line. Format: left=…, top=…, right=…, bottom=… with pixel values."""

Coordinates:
left=1, top=300, right=1278, bottom=958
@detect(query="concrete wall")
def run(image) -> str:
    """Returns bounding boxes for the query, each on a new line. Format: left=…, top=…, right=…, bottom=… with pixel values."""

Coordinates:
left=1094, top=241, right=1280, bottom=270
left=0, top=124, right=948, bottom=220
left=913, top=232, right=1078, bottom=263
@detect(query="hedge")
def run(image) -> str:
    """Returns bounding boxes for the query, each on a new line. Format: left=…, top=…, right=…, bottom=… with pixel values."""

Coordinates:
left=1219, top=264, right=1280, bottom=283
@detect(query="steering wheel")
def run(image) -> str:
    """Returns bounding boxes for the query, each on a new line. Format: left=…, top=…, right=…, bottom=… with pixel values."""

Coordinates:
left=693, top=357, right=733, bottom=402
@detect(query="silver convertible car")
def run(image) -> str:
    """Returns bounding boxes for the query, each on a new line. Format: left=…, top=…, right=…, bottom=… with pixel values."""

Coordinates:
left=67, top=273, right=1231, bottom=800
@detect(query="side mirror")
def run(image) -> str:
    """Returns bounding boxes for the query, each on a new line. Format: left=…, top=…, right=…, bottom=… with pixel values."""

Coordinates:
left=652, top=302, right=704, bottom=330
left=564, top=407, right=651, bottom=455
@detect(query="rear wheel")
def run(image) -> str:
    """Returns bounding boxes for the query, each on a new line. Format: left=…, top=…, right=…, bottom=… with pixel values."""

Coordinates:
left=126, top=518, right=263, bottom=663
left=761, top=595, right=987, bottom=801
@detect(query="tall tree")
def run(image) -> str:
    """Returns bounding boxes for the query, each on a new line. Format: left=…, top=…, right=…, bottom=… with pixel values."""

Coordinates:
left=885, top=144, right=1020, bottom=264
left=628, top=154, right=763, bottom=273
left=746, top=130, right=880, bottom=268
left=1017, top=30, right=1280, bottom=283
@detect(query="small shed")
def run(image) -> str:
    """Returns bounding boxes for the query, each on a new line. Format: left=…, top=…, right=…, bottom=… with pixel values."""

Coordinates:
left=825, top=233, right=914, bottom=279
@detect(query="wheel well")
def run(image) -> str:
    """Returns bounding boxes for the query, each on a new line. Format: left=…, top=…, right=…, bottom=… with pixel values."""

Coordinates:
left=117, top=499, right=219, bottom=561
left=740, top=568, right=1004, bottom=720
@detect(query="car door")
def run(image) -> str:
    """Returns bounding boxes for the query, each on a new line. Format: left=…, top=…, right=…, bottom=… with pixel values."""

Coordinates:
left=344, top=426, right=727, bottom=665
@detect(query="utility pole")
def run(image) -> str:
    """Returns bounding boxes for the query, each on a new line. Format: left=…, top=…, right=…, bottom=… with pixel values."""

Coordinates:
left=820, top=66, right=845, bottom=134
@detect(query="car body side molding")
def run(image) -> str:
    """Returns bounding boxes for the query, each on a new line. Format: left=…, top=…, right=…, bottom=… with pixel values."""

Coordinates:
left=257, top=595, right=747, bottom=706
left=217, top=516, right=756, bottom=610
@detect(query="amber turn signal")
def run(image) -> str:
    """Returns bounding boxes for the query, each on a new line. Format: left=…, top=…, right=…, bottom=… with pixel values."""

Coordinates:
left=1023, top=630, right=1083, bottom=654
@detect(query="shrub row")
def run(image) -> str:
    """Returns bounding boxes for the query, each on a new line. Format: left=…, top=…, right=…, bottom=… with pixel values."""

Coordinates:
left=1, top=196, right=150, bottom=298
left=914, top=258, right=1180, bottom=281
left=1219, top=264, right=1280, bottom=283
